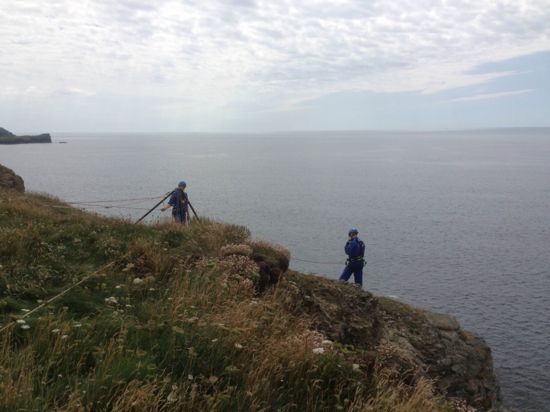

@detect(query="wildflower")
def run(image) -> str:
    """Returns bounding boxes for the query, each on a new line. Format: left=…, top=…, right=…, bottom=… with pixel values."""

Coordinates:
left=211, top=338, right=218, bottom=343
left=322, top=340, right=333, bottom=345
left=73, top=323, right=82, bottom=328
left=61, top=334, right=69, bottom=340
left=187, top=374, right=194, bottom=380
left=105, top=296, right=118, bottom=305
left=115, top=285, right=122, bottom=289
left=51, top=329, right=60, bottom=334
left=234, top=343, right=243, bottom=350
left=132, top=277, right=144, bottom=285
left=167, top=384, right=178, bottom=403
left=312, top=347, right=325, bottom=355
left=21, top=308, right=30, bottom=313
left=352, top=364, right=360, bottom=371
left=20, top=324, right=30, bottom=330
left=16, top=319, right=26, bottom=324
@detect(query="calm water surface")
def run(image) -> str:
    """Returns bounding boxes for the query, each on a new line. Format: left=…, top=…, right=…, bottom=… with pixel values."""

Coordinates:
left=1, top=129, right=549, bottom=411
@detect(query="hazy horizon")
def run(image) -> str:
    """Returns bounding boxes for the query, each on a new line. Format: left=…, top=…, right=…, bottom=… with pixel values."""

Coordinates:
left=6, top=126, right=550, bottom=136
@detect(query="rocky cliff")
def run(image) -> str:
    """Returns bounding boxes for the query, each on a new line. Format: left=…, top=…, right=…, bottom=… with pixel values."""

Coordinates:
left=0, top=163, right=25, bottom=192
left=0, top=127, right=52, bottom=144
left=282, top=273, right=502, bottom=410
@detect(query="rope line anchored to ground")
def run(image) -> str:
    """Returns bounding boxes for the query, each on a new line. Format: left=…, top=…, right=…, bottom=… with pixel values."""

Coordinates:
left=0, top=260, right=117, bottom=335
left=66, top=196, right=163, bottom=205
left=292, top=257, right=343, bottom=265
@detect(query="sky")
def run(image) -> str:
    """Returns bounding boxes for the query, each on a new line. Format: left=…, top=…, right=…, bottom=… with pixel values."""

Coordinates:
left=1, top=0, right=550, bottom=133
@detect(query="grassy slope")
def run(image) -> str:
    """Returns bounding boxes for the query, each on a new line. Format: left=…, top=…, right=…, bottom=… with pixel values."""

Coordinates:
left=0, top=190, right=456, bottom=411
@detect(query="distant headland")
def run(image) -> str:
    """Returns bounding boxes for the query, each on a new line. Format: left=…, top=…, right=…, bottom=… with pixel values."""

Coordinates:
left=0, top=127, right=52, bottom=144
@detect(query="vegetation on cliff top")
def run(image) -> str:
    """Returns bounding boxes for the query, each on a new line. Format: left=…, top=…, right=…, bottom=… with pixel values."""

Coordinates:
left=0, top=189, right=479, bottom=411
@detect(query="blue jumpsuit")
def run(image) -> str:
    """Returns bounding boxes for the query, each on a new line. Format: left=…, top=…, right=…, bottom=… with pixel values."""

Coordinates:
left=168, top=188, right=189, bottom=224
left=339, top=237, right=366, bottom=286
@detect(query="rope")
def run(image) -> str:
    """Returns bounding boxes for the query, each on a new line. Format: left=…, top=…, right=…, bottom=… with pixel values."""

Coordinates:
left=292, top=257, right=343, bottom=265
left=47, top=204, right=151, bottom=211
left=67, top=196, right=162, bottom=205
left=0, top=261, right=116, bottom=335
left=71, top=203, right=151, bottom=211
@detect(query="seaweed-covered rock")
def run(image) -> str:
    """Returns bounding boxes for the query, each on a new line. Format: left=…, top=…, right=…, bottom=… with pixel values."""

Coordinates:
left=0, top=163, right=25, bottom=192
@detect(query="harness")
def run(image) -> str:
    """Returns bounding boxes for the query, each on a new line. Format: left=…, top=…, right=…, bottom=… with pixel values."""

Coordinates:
left=173, top=188, right=188, bottom=222
left=346, top=240, right=366, bottom=266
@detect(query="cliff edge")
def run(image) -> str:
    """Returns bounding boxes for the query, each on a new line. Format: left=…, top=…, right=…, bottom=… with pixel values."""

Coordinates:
left=0, top=182, right=504, bottom=411
left=0, top=163, right=25, bottom=192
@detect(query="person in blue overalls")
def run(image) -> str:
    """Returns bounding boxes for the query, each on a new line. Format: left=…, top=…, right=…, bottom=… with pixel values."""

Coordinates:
left=339, top=228, right=366, bottom=287
left=161, top=181, right=190, bottom=224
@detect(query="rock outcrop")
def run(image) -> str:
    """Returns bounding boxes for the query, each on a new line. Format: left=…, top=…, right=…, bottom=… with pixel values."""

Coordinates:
left=0, top=163, right=25, bottom=192
left=0, top=127, right=52, bottom=144
left=281, top=272, right=502, bottom=411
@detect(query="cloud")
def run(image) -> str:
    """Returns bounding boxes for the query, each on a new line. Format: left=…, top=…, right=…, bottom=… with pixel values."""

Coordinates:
left=445, top=89, right=534, bottom=103
left=0, top=0, right=549, bottom=128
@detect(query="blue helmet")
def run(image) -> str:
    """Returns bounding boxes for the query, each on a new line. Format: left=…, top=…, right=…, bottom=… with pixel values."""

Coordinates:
left=348, top=227, right=359, bottom=236
left=178, top=181, right=187, bottom=188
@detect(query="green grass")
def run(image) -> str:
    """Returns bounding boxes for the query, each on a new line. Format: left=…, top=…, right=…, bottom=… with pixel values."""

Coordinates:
left=0, top=189, right=457, bottom=411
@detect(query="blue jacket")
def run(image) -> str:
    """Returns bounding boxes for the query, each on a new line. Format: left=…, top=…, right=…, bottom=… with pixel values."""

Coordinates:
left=168, top=188, right=189, bottom=223
left=345, top=237, right=365, bottom=262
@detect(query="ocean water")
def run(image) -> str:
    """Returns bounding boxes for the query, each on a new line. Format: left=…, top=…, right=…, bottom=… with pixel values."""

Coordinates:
left=1, top=129, right=549, bottom=411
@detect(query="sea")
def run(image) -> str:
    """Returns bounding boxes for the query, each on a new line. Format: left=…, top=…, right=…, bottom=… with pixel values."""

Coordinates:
left=1, top=129, right=549, bottom=411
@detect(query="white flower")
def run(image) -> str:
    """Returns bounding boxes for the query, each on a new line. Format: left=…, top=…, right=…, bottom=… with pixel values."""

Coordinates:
left=21, top=309, right=30, bottom=313
left=211, top=338, right=219, bottom=343
left=73, top=323, right=82, bottom=328
left=132, top=278, right=144, bottom=285
left=51, top=329, right=60, bottom=334
left=16, top=319, right=26, bottom=324
left=322, top=340, right=333, bottom=345
left=167, top=384, right=178, bottom=403
left=105, top=296, right=118, bottom=305
left=20, top=324, right=30, bottom=330
left=61, top=334, right=69, bottom=340
left=187, top=374, right=194, bottom=380
left=312, top=347, right=325, bottom=355
left=352, top=364, right=360, bottom=371
left=234, top=343, right=243, bottom=349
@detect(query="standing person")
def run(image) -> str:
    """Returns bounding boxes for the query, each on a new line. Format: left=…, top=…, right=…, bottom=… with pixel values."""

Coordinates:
left=161, top=181, right=190, bottom=224
left=339, top=228, right=366, bottom=287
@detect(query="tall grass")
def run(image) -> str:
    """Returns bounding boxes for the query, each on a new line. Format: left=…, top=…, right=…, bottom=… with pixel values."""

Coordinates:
left=0, top=190, right=457, bottom=411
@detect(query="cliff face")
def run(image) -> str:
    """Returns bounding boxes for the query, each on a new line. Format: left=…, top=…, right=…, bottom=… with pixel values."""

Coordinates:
left=0, top=127, right=52, bottom=144
left=282, top=272, right=502, bottom=411
left=0, top=163, right=25, bottom=192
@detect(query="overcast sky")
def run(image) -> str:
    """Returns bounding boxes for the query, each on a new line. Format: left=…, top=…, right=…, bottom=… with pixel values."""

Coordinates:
left=1, top=0, right=549, bottom=132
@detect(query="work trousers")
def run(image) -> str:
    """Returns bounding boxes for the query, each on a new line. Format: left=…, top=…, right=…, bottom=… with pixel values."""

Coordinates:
left=339, top=262, right=363, bottom=287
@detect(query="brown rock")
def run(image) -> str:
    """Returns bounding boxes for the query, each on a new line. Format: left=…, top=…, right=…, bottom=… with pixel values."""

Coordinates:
left=281, top=274, right=504, bottom=411
left=0, top=163, right=25, bottom=192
